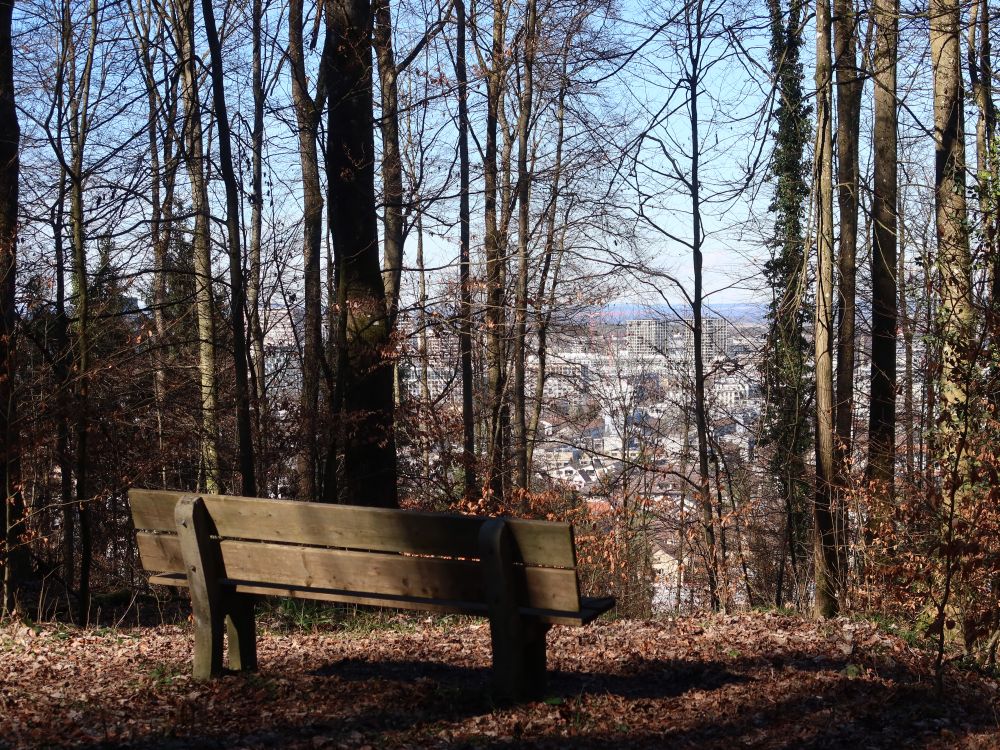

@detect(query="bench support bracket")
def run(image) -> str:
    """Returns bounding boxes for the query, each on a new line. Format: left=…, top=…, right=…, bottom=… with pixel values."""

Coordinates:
left=175, top=495, right=257, bottom=679
left=480, top=518, right=551, bottom=702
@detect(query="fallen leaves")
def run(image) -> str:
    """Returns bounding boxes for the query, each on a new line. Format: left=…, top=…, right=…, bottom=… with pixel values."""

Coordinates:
left=0, top=612, right=997, bottom=748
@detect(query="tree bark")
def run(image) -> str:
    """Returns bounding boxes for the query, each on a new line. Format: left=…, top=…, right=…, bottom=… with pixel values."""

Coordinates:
left=832, top=0, right=861, bottom=508
left=175, top=0, right=221, bottom=493
left=132, top=0, right=180, bottom=491
left=813, top=0, right=842, bottom=618
left=201, top=0, right=257, bottom=497
left=867, top=0, right=898, bottom=500
left=683, top=0, right=719, bottom=611
left=527, top=38, right=571, bottom=473
left=455, top=0, right=477, bottom=500
left=248, top=0, right=267, bottom=484
left=899, top=195, right=914, bottom=487
left=482, top=0, right=509, bottom=506
left=763, top=0, right=810, bottom=612
left=289, top=0, right=324, bottom=500
left=930, top=0, right=972, bottom=434
left=66, top=0, right=99, bottom=618
left=969, top=0, right=1000, bottom=330
left=0, top=0, right=26, bottom=614
left=322, top=0, right=398, bottom=507
left=511, top=0, right=537, bottom=492
left=373, top=0, right=404, bottom=325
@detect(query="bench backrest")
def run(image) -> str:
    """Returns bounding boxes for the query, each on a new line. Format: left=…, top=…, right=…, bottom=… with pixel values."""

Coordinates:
left=130, top=489, right=583, bottom=617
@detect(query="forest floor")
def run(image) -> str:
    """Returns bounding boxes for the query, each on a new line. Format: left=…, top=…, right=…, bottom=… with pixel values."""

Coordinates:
left=1, top=601, right=998, bottom=749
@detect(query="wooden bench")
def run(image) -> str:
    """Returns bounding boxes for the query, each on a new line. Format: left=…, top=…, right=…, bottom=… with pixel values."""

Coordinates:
left=129, top=488, right=615, bottom=701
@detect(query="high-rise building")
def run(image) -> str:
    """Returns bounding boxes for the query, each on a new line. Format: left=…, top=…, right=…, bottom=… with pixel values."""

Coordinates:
left=702, top=317, right=730, bottom=359
left=627, top=316, right=729, bottom=363
left=626, top=319, right=669, bottom=358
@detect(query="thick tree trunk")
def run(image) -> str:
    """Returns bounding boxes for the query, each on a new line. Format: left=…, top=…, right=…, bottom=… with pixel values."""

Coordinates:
left=931, top=0, right=975, bottom=653
left=322, top=0, right=398, bottom=507
left=763, top=0, right=810, bottom=612
left=867, top=0, right=898, bottom=499
left=813, top=0, right=842, bottom=618
left=70, top=151, right=91, bottom=619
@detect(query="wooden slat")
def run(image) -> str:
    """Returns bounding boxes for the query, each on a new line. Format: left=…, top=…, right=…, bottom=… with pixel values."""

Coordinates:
left=137, top=533, right=181, bottom=574
left=129, top=489, right=575, bottom=569
left=136, top=532, right=581, bottom=612
left=145, top=577, right=591, bottom=626
left=148, top=572, right=187, bottom=586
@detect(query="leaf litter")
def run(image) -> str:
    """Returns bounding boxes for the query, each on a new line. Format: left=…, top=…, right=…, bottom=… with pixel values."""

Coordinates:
left=1, top=612, right=997, bottom=748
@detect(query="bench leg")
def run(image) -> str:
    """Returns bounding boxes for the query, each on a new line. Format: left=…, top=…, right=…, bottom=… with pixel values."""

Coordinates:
left=488, top=615, right=550, bottom=702
left=225, top=594, right=257, bottom=672
left=480, top=519, right=553, bottom=703
left=192, top=607, right=225, bottom=680
left=176, top=495, right=225, bottom=680
left=488, top=611, right=525, bottom=703
left=522, top=618, right=551, bottom=699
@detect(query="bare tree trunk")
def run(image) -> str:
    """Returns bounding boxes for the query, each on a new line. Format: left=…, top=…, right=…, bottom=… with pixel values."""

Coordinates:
left=969, top=0, right=1000, bottom=327
left=132, top=1, right=180, bottom=491
left=175, top=0, right=221, bottom=493
left=52, top=169, right=74, bottom=601
left=813, top=0, right=842, bottom=618
left=373, top=0, right=404, bottom=324
left=683, top=0, right=719, bottom=611
left=482, top=0, right=508, bottom=505
left=527, top=44, right=570, bottom=472
left=511, top=0, right=537, bottom=492
left=415, top=210, right=431, bottom=484
left=289, top=0, right=324, bottom=500
left=833, top=0, right=861, bottom=514
left=0, top=0, right=25, bottom=614
left=322, top=0, right=398, bottom=507
left=676, top=407, right=691, bottom=611
left=66, top=0, right=99, bottom=618
left=899, top=197, right=914, bottom=486
left=867, top=0, right=898, bottom=500
left=930, top=0, right=972, bottom=435
left=201, top=0, right=256, bottom=496
left=455, top=0, right=477, bottom=500
left=45, top=18, right=76, bottom=596
left=248, top=0, right=267, bottom=483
